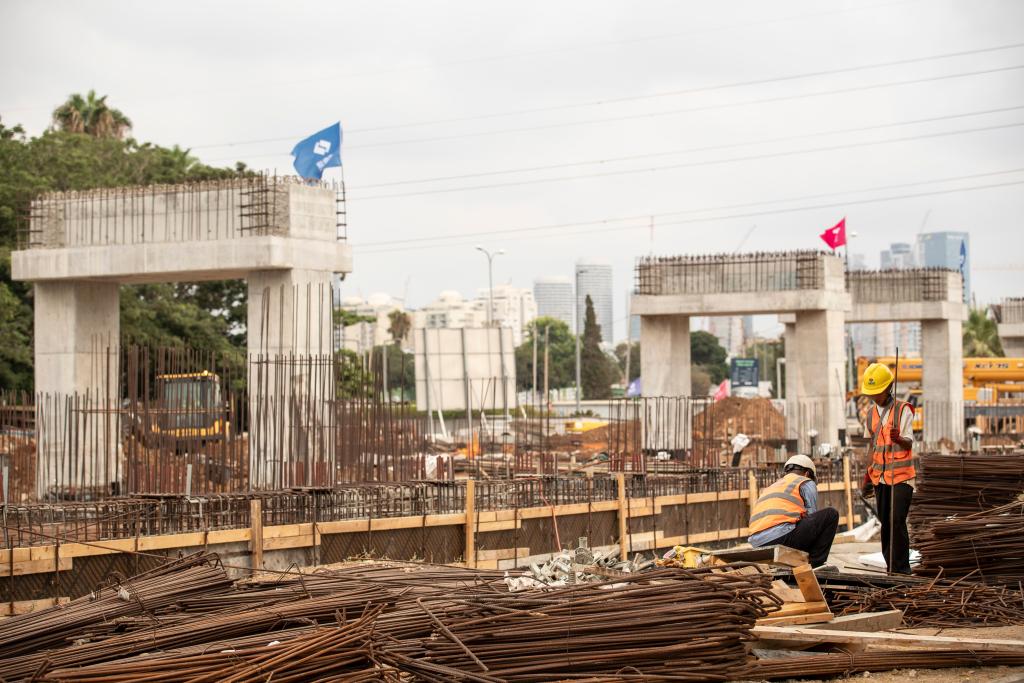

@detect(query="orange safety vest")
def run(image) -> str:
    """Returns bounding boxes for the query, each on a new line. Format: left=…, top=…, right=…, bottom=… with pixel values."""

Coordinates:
left=868, top=399, right=915, bottom=486
left=748, top=473, right=809, bottom=535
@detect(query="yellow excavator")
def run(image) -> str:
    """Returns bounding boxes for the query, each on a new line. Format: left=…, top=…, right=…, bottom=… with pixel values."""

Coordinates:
left=136, top=371, right=230, bottom=449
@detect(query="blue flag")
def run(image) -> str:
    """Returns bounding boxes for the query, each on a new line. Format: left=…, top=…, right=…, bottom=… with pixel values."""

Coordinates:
left=291, top=122, right=342, bottom=180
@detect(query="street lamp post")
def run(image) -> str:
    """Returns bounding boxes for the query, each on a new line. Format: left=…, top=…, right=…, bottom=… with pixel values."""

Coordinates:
left=574, top=267, right=586, bottom=415
left=474, top=245, right=504, bottom=326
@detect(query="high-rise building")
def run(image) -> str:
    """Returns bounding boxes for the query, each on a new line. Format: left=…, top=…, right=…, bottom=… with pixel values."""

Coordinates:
left=576, top=260, right=614, bottom=345
left=916, top=231, right=970, bottom=303
left=533, top=276, right=574, bottom=329
left=880, top=242, right=915, bottom=269
left=477, top=285, right=537, bottom=345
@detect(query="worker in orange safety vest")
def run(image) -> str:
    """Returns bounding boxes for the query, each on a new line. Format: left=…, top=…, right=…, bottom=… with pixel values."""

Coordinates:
left=860, top=362, right=916, bottom=574
left=748, top=454, right=840, bottom=567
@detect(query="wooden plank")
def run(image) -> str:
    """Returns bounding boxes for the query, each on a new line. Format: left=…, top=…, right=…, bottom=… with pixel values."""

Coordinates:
left=710, top=545, right=809, bottom=568
left=250, top=498, right=263, bottom=571
left=793, top=563, right=826, bottom=603
left=765, top=601, right=830, bottom=618
left=464, top=479, right=476, bottom=569
left=137, top=532, right=207, bottom=551
left=748, top=471, right=759, bottom=518
left=842, top=454, right=855, bottom=531
left=261, top=523, right=313, bottom=540
left=815, top=610, right=903, bottom=633
left=616, top=473, right=628, bottom=561
left=61, top=539, right=134, bottom=558
left=756, top=611, right=835, bottom=626
left=207, top=528, right=251, bottom=545
left=749, top=626, right=1024, bottom=652
left=0, top=557, right=72, bottom=576
left=0, top=597, right=70, bottom=616
left=770, top=579, right=806, bottom=604
left=475, top=519, right=521, bottom=533
left=263, top=534, right=314, bottom=551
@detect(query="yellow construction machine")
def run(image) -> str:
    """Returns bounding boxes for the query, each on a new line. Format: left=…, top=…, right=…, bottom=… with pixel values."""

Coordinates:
left=137, top=371, right=230, bottom=448
left=853, top=356, right=1024, bottom=433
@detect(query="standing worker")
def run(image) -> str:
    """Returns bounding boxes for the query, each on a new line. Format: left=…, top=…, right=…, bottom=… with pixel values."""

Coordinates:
left=860, top=362, right=915, bottom=574
left=748, top=455, right=840, bottom=567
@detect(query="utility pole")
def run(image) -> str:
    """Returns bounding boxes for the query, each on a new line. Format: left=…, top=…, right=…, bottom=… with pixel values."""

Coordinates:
left=532, top=321, right=538, bottom=404
left=574, top=267, right=586, bottom=415
left=474, top=245, right=504, bottom=326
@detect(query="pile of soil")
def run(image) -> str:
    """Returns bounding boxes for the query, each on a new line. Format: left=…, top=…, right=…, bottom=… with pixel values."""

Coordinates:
left=693, top=397, right=785, bottom=441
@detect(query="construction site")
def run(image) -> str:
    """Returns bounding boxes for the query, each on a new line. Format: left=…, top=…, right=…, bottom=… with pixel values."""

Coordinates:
left=0, top=174, right=1022, bottom=682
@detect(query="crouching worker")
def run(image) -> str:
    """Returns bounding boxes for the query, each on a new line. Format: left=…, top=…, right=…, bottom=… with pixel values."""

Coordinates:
left=747, top=454, right=839, bottom=567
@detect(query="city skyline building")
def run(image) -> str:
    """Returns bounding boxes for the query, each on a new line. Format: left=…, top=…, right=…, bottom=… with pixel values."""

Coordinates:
left=533, top=276, right=574, bottom=329
left=917, top=231, right=971, bottom=303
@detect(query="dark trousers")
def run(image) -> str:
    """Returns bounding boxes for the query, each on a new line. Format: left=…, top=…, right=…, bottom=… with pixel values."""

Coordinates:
left=876, top=482, right=913, bottom=574
left=775, top=508, right=840, bottom=567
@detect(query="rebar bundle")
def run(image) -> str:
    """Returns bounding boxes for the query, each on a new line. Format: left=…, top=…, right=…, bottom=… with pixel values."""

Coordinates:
left=0, top=552, right=230, bottom=661
left=914, top=498, right=1024, bottom=583
left=373, top=566, right=779, bottom=682
left=829, top=577, right=1024, bottom=627
left=909, top=453, right=1024, bottom=534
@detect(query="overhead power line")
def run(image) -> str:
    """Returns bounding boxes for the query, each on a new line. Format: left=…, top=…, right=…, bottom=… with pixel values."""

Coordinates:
left=355, top=167, right=1024, bottom=249
left=353, top=104, right=1024, bottom=189
left=350, top=120, right=1024, bottom=201
left=192, top=38, right=1024, bottom=152
left=202, top=62, right=1024, bottom=163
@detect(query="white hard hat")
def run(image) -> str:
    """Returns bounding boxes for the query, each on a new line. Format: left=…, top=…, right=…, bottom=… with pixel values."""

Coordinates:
left=784, top=454, right=816, bottom=476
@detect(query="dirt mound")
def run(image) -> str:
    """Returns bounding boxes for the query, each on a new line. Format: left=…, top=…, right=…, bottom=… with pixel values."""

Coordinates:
left=693, top=397, right=785, bottom=441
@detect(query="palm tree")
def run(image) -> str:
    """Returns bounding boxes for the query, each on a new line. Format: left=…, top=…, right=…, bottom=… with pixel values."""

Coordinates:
left=52, top=90, right=132, bottom=139
left=963, top=307, right=1004, bottom=357
left=387, top=310, right=411, bottom=346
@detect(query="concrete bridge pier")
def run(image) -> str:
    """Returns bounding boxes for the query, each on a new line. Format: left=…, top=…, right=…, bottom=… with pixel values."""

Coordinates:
left=638, top=315, right=691, bottom=397
left=922, top=318, right=964, bottom=445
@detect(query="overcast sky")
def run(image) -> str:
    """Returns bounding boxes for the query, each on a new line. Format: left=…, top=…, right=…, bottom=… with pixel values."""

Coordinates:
left=2, top=0, right=1023, bottom=342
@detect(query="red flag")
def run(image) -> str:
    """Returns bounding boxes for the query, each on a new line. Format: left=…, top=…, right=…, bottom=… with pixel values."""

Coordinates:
left=819, top=218, right=846, bottom=250
left=713, top=380, right=729, bottom=402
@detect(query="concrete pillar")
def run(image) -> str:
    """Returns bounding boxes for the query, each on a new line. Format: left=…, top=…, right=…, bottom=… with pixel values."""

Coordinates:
left=793, top=309, right=846, bottom=453
left=247, top=269, right=335, bottom=357
left=247, top=268, right=336, bottom=489
left=639, top=315, right=690, bottom=397
left=639, top=315, right=691, bottom=454
left=922, top=318, right=964, bottom=446
left=33, top=281, right=120, bottom=498
left=783, top=320, right=799, bottom=441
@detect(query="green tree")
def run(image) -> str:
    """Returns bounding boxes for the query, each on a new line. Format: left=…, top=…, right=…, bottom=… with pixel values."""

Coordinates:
left=335, top=349, right=371, bottom=398
left=52, top=90, right=132, bottom=139
left=691, top=330, right=728, bottom=384
left=580, top=295, right=617, bottom=399
left=514, top=317, right=576, bottom=392
left=387, top=310, right=412, bottom=346
left=963, top=307, right=1004, bottom=357
left=334, top=309, right=375, bottom=328
left=0, top=100, right=247, bottom=390
left=614, top=341, right=640, bottom=382
left=371, top=343, right=416, bottom=401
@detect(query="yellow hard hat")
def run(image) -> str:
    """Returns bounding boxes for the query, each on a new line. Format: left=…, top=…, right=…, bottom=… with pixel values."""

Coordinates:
left=861, top=362, right=894, bottom=395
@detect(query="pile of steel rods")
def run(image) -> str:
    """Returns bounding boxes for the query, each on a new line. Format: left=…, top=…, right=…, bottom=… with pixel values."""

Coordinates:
left=914, top=498, right=1024, bottom=583
left=752, top=650, right=1024, bottom=679
left=372, top=567, right=779, bottom=682
left=2, top=556, right=782, bottom=683
left=910, top=453, right=1024, bottom=534
left=0, top=552, right=231, bottom=660
left=828, top=575, right=1024, bottom=627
